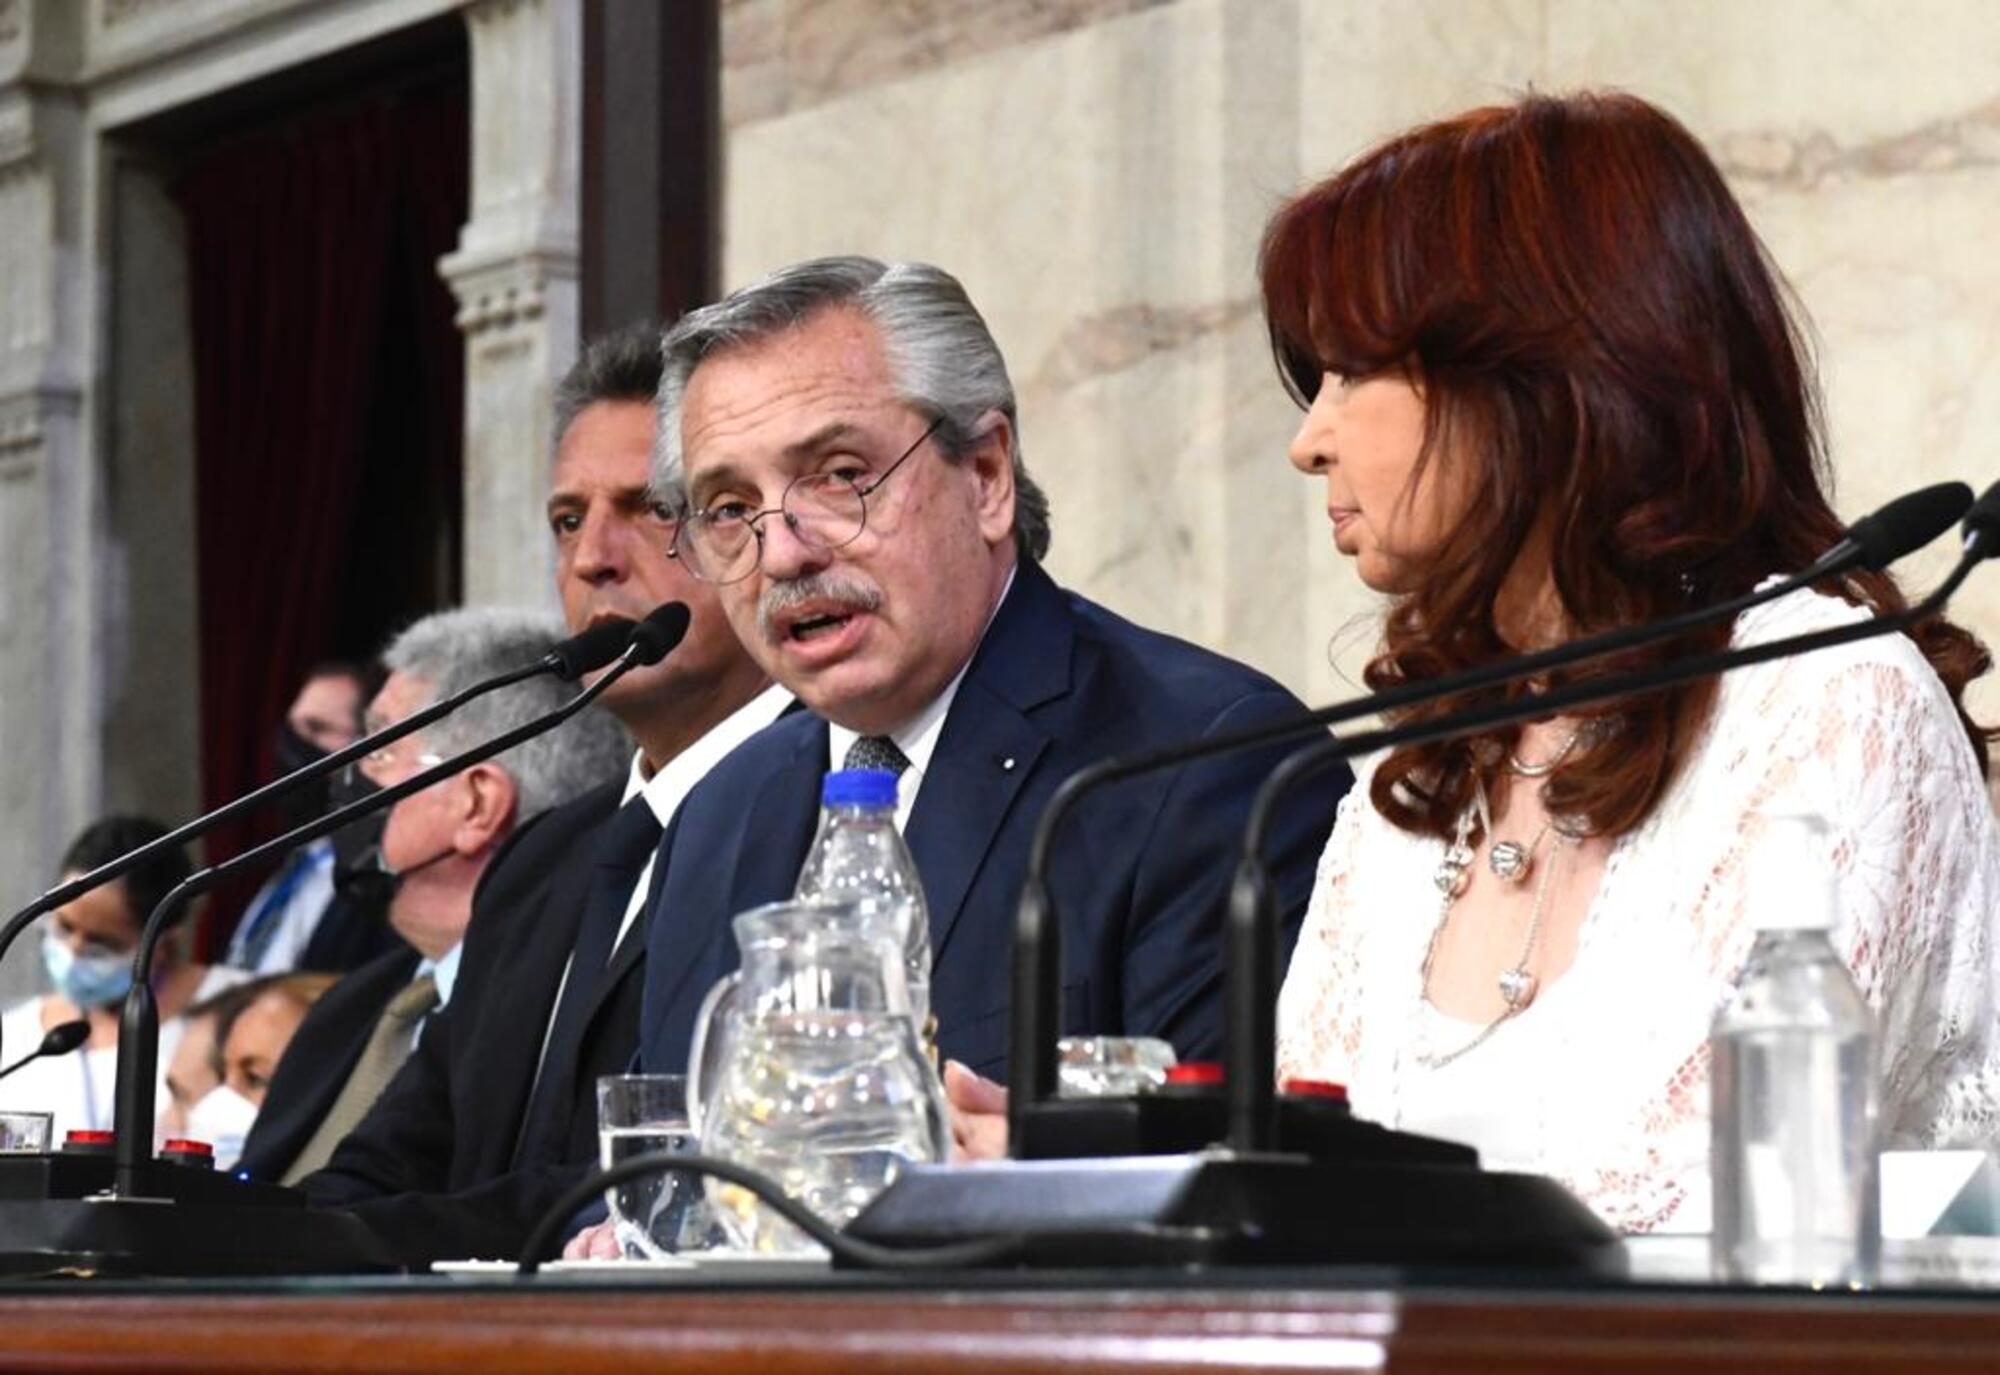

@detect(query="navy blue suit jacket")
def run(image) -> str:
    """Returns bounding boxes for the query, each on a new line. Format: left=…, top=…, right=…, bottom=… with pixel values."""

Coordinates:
left=639, top=560, right=1349, bottom=1079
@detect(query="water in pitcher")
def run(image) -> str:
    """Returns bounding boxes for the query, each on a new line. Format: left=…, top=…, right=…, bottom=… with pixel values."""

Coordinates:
left=701, top=1011, right=948, bottom=1253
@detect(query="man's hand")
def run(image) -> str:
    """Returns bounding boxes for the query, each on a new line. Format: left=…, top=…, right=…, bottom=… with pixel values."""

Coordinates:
left=561, top=1218, right=622, bottom=1261
left=944, top=1060, right=1009, bottom=1162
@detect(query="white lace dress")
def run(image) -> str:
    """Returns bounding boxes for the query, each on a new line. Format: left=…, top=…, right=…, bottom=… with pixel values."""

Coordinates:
left=1276, top=587, right=2000, bottom=1233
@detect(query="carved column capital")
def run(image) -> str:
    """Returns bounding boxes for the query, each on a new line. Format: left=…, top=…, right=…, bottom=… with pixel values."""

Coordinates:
left=0, top=0, right=84, bottom=90
left=443, top=0, right=580, bottom=607
left=440, top=244, right=578, bottom=338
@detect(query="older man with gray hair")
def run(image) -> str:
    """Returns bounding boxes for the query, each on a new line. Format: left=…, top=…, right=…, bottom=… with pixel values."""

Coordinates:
left=627, top=254, right=1346, bottom=1158
left=237, top=607, right=626, bottom=1186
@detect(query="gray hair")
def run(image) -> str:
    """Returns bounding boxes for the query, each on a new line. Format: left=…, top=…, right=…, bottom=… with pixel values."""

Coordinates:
left=553, top=321, right=667, bottom=448
left=651, top=255, right=1052, bottom=561
left=382, top=607, right=629, bottom=820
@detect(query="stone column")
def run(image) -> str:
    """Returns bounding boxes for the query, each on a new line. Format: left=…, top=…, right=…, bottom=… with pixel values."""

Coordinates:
left=440, top=0, right=581, bottom=609
left=0, top=0, right=91, bottom=913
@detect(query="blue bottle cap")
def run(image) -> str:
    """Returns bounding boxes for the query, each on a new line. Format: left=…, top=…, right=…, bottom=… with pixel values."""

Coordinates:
left=822, top=769, right=899, bottom=808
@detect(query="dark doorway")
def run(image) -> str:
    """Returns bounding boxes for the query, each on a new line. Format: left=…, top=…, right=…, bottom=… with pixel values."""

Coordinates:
left=123, top=16, right=470, bottom=948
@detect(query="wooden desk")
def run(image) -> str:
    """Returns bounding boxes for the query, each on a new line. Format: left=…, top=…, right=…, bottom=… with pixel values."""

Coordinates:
left=0, top=1280, right=1997, bottom=1373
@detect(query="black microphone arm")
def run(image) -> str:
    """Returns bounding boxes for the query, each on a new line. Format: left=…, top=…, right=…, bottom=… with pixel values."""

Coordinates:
left=107, top=603, right=690, bottom=1196
left=1005, top=479, right=1977, bottom=1137
left=1215, top=510, right=1999, bottom=1157
left=0, top=614, right=640, bottom=1059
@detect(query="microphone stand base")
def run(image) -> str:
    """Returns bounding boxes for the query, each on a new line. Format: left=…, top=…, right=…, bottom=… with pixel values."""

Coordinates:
left=846, top=1152, right=1624, bottom=1275
left=0, top=1155, right=399, bottom=1277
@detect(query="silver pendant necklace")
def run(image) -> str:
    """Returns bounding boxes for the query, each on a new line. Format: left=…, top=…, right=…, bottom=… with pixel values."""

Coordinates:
left=1474, top=780, right=1553, bottom=886
left=1416, top=787, right=1575, bottom=1070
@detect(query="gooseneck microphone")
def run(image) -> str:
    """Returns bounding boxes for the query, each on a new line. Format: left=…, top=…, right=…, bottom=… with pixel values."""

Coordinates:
left=0, top=1020, right=88, bottom=1085
left=0, top=613, right=641, bottom=1064
left=107, top=603, right=690, bottom=1199
left=1209, top=480, right=2000, bottom=1158
left=1006, top=479, right=1974, bottom=1135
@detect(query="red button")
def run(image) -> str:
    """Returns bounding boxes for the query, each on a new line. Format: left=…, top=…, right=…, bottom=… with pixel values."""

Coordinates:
left=161, top=1138, right=213, bottom=1156
left=1280, top=1077, right=1349, bottom=1102
left=1165, top=1062, right=1223, bottom=1086
left=63, top=1130, right=114, bottom=1146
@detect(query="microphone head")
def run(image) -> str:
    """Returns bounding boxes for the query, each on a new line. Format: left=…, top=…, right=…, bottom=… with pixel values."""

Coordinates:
left=626, top=603, right=693, bottom=667
left=547, top=617, right=638, bottom=681
left=39, top=1019, right=89, bottom=1057
left=1846, top=480, right=1973, bottom=571
left=1963, top=481, right=2000, bottom=560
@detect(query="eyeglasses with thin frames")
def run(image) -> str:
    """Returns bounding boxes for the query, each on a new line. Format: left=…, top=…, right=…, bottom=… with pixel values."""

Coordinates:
left=672, top=416, right=946, bottom=584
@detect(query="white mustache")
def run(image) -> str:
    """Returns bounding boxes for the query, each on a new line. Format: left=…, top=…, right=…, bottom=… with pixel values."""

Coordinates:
left=758, top=572, right=883, bottom=640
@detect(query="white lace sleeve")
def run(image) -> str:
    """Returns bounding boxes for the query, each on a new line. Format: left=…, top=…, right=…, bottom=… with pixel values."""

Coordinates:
left=1578, top=623, right=2000, bottom=1226
left=1810, top=657, right=2000, bottom=1149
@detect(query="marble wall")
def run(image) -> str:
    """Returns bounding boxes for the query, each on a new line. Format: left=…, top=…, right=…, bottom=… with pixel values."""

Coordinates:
left=718, top=0, right=2000, bottom=720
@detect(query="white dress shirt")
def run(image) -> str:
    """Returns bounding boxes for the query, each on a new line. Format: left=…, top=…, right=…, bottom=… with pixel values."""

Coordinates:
left=825, top=566, right=1016, bottom=831
left=613, top=682, right=795, bottom=950
left=527, top=683, right=794, bottom=1088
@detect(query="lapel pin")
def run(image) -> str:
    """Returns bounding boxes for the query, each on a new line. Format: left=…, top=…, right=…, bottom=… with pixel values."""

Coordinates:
left=1000, top=757, right=1016, bottom=771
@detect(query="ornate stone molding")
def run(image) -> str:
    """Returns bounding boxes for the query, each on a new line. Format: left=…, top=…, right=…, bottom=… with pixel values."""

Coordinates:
left=440, top=245, right=577, bottom=338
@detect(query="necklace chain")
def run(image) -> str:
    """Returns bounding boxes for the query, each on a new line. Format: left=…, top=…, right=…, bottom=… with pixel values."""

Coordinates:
left=1415, top=788, right=1575, bottom=1070
left=1508, top=725, right=1582, bottom=778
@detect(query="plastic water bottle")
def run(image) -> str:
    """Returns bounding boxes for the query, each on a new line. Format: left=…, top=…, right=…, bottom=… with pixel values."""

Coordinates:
left=794, top=769, right=932, bottom=1031
left=1710, top=812, right=1879, bottom=1286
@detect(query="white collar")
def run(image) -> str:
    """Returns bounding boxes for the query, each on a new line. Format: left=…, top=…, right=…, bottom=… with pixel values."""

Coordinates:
left=621, top=682, right=795, bottom=828
left=824, top=566, right=1017, bottom=814
left=415, top=940, right=464, bottom=1009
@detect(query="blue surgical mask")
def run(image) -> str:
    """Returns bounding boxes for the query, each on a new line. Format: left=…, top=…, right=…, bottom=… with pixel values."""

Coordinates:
left=41, top=932, right=135, bottom=1009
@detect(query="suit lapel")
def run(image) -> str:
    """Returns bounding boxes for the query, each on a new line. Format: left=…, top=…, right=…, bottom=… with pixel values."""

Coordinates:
left=480, top=873, right=591, bottom=1141
left=904, top=562, right=1073, bottom=964
left=647, top=718, right=828, bottom=1018
left=904, top=683, right=1048, bottom=963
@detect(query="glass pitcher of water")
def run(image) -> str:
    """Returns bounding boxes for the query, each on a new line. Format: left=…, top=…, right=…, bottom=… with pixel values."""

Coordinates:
left=686, top=900, right=949, bottom=1253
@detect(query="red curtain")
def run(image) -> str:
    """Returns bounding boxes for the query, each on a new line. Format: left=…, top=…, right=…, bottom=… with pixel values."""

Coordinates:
left=180, top=74, right=468, bottom=948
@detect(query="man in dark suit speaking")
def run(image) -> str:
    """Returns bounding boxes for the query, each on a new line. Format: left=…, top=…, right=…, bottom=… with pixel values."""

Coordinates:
left=634, top=256, right=1349, bottom=1101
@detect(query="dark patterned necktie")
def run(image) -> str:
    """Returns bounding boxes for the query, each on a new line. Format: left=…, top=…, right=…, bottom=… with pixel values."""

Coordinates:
left=843, top=734, right=911, bottom=777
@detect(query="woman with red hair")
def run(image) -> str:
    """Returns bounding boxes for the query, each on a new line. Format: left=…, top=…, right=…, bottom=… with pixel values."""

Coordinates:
left=1267, top=92, right=2000, bottom=1232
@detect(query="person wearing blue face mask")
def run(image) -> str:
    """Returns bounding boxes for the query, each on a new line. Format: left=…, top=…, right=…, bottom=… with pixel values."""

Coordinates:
left=0, top=816, right=251, bottom=1141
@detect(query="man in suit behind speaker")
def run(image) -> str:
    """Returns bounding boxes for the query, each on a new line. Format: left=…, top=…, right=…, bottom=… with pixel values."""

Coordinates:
left=633, top=256, right=1351, bottom=1121
left=235, top=607, right=626, bottom=1184
left=296, top=326, right=788, bottom=1266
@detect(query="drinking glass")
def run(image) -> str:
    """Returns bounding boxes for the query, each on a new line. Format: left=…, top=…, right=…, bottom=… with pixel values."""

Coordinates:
left=0, top=1111, right=51, bottom=1153
left=1056, top=1036, right=1177, bottom=1098
left=595, top=1073, right=724, bottom=1259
